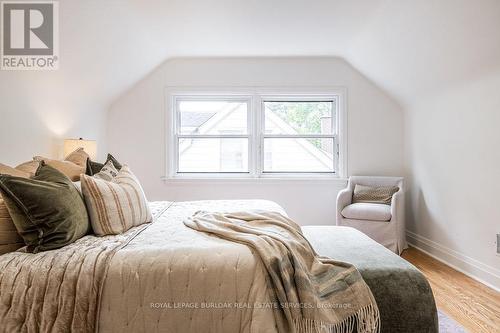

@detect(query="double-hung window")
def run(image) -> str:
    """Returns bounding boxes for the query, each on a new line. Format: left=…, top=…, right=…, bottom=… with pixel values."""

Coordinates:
left=262, top=99, right=336, bottom=173
left=174, top=98, right=251, bottom=173
left=167, top=89, right=346, bottom=179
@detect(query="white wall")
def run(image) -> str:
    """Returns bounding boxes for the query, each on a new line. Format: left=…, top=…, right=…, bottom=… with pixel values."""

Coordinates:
left=0, top=72, right=107, bottom=165
left=405, top=68, right=500, bottom=290
left=107, top=57, right=403, bottom=226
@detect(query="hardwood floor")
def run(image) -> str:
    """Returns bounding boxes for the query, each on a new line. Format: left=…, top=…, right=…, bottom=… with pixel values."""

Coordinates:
left=402, top=247, right=500, bottom=333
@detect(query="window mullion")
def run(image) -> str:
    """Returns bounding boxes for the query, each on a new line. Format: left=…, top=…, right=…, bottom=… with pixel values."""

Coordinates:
left=248, top=98, right=255, bottom=177
left=255, top=95, right=264, bottom=177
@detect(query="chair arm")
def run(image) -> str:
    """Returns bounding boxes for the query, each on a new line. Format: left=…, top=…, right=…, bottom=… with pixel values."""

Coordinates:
left=336, top=188, right=352, bottom=214
left=390, top=188, right=404, bottom=221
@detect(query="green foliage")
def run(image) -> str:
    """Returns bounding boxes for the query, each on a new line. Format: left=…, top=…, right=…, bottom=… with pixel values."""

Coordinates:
left=265, top=101, right=334, bottom=149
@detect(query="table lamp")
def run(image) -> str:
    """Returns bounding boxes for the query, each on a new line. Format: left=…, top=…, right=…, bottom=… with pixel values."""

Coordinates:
left=64, top=138, right=97, bottom=160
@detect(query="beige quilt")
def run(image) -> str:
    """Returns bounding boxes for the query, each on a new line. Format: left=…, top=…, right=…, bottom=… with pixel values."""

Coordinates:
left=98, top=200, right=284, bottom=333
left=1, top=200, right=375, bottom=333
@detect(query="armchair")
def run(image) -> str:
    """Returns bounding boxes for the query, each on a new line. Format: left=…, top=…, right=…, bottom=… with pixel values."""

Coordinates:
left=336, top=176, right=407, bottom=254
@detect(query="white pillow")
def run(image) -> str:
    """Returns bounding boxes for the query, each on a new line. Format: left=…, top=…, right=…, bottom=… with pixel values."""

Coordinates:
left=93, top=160, right=118, bottom=181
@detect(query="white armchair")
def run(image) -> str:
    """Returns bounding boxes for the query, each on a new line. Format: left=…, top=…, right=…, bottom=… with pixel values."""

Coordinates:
left=336, top=176, right=407, bottom=254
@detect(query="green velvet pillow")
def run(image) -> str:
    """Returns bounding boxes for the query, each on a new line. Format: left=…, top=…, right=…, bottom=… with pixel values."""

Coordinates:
left=0, top=163, right=90, bottom=253
left=85, top=153, right=122, bottom=176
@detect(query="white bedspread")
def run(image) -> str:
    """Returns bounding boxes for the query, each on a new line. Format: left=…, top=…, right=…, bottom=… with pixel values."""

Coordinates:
left=98, top=200, right=286, bottom=333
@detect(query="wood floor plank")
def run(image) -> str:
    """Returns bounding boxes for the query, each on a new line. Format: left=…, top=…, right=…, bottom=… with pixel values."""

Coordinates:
left=401, top=247, right=500, bottom=333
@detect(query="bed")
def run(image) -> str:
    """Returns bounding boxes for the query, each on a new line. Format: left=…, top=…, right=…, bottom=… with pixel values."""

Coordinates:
left=0, top=200, right=437, bottom=333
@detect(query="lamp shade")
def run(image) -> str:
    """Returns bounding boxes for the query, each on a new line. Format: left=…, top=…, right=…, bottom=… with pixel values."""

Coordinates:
left=64, top=138, right=97, bottom=160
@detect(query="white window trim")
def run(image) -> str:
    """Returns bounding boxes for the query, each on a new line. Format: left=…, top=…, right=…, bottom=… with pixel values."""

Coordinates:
left=165, top=86, right=348, bottom=180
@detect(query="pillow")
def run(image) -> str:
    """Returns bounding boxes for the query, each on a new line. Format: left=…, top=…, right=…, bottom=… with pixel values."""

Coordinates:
left=0, top=163, right=31, bottom=178
left=92, top=160, right=118, bottom=181
left=74, top=160, right=117, bottom=195
left=352, top=184, right=399, bottom=205
left=0, top=163, right=91, bottom=253
left=86, top=159, right=102, bottom=176
left=0, top=199, right=24, bottom=255
left=106, top=153, right=122, bottom=170
left=33, top=156, right=84, bottom=181
left=81, top=165, right=151, bottom=235
left=0, top=164, right=29, bottom=255
left=86, top=153, right=122, bottom=176
left=72, top=181, right=82, bottom=194
left=64, top=147, right=89, bottom=168
left=14, top=160, right=40, bottom=177
left=0, top=163, right=31, bottom=255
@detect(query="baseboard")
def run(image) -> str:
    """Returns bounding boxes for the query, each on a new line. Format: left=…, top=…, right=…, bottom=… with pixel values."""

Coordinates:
left=406, top=230, right=500, bottom=292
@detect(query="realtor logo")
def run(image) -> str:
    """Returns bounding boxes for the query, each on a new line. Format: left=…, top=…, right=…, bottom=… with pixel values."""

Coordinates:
left=1, top=1, right=59, bottom=70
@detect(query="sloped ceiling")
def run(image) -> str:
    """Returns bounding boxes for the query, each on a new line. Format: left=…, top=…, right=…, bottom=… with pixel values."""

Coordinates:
left=1, top=0, right=500, bottom=114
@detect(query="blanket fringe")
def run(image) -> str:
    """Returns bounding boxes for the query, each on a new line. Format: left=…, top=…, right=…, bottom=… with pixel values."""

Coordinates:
left=292, top=304, right=380, bottom=333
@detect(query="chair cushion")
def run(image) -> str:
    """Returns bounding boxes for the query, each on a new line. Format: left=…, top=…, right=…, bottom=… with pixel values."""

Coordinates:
left=341, top=203, right=391, bottom=222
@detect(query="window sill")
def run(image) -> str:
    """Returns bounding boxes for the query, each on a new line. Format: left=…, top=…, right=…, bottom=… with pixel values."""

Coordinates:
left=161, top=175, right=348, bottom=185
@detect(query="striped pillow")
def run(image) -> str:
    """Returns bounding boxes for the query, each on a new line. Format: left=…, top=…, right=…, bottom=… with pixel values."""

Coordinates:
left=81, top=165, right=151, bottom=235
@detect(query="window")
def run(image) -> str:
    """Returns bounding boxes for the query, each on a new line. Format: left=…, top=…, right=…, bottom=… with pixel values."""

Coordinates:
left=263, top=101, right=336, bottom=173
left=168, top=89, right=346, bottom=178
left=176, top=99, right=250, bottom=173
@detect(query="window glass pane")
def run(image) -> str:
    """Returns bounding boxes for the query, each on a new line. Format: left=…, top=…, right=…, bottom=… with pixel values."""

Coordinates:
left=178, top=138, right=248, bottom=172
left=264, top=101, right=335, bottom=135
left=179, top=100, right=248, bottom=135
left=263, top=138, right=334, bottom=172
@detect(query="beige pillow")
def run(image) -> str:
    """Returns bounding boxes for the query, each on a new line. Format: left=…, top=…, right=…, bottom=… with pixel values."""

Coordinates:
left=0, top=163, right=31, bottom=178
left=0, top=162, right=28, bottom=254
left=65, top=147, right=89, bottom=167
left=0, top=198, right=25, bottom=255
left=13, top=161, right=40, bottom=178
left=0, top=163, right=29, bottom=254
left=352, top=184, right=399, bottom=205
left=81, top=165, right=151, bottom=235
left=33, top=157, right=84, bottom=181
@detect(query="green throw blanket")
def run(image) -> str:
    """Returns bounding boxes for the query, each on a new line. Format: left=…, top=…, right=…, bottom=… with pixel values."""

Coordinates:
left=184, top=210, right=380, bottom=333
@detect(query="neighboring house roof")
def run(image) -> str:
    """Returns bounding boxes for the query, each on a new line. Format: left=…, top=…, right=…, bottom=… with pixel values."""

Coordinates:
left=264, top=111, right=332, bottom=167
left=179, top=103, right=241, bottom=154
left=181, top=112, right=216, bottom=129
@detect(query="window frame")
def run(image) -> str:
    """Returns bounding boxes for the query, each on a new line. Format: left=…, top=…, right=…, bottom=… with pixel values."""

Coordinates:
left=173, top=95, right=253, bottom=175
left=166, top=87, right=347, bottom=180
left=259, top=96, right=338, bottom=175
